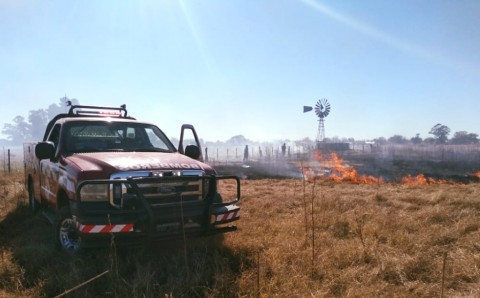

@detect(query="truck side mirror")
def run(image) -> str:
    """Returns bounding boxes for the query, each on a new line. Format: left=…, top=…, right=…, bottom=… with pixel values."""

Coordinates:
left=35, top=142, right=55, bottom=160
left=185, top=145, right=201, bottom=160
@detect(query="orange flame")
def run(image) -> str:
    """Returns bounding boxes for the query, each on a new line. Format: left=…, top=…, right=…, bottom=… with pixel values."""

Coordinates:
left=301, top=167, right=317, bottom=182
left=329, top=153, right=383, bottom=184
left=401, top=174, right=427, bottom=186
left=302, top=150, right=461, bottom=185
left=304, top=151, right=383, bottom=184
left=401, top=174, right=447, bottom=186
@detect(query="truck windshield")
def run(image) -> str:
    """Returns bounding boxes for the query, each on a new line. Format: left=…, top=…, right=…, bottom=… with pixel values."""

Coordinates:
left=63, top=121, right=176, bottom=154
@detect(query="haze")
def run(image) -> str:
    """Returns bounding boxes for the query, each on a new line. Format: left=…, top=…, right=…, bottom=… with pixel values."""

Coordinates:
left=1, top=0, right=479, bottom=142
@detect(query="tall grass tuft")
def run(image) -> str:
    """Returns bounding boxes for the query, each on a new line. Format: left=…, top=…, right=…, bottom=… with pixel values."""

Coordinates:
left=1, top=174, right=480, bottom=296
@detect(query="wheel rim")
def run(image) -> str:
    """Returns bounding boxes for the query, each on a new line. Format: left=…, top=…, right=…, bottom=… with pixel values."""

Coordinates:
left=59, top=218, right=81, bottom=251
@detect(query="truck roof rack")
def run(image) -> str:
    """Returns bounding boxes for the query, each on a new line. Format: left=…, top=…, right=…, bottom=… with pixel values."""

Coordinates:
left=43, top=104, right=135, bottom=141
left=68, top=104, right=129, bottom=118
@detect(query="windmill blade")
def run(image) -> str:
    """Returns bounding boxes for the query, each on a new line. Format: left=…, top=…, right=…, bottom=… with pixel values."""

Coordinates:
left=303, top=106, right=313, bottom=113
left=315, top=98, right=331, bottom=118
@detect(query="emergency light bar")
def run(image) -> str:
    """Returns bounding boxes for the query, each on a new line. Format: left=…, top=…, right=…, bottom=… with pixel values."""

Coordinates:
left=68, top=104, right=128, bottom=118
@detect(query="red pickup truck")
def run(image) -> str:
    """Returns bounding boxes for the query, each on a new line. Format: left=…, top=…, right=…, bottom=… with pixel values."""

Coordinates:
left=24, top=104, right=240, bottom=253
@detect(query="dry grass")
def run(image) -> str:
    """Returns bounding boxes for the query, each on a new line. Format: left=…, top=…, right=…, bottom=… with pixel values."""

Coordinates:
left=1, top=172, right=479, bottom=297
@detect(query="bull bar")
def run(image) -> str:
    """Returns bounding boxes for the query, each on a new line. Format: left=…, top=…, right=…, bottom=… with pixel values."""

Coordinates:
left=70, top=175, right=240, bottom=246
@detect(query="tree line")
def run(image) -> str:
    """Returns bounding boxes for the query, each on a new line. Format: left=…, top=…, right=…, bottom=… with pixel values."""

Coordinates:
left=1, top=99, right=478, bottom=146
left=370, top=123, right=479, bottom=146
left=1, top=97, right=79, bottom=144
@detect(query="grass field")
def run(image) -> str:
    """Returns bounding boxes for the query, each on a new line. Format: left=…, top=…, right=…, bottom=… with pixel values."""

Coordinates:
left=1, top=172, right=479, bottom=297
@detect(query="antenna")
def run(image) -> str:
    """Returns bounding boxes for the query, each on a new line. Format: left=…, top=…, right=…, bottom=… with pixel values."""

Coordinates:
left=60, top=95, right=71, bottom=112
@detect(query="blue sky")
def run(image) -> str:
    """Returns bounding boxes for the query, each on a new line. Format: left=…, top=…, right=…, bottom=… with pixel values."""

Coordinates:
left=1, top=0, right=479, bottom=142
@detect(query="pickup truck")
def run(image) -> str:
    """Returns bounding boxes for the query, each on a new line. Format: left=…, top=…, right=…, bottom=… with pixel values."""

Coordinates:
left=24, top=104, right=240, bottom=253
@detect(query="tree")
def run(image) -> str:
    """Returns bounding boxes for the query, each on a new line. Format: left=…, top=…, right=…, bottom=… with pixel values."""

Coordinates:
left=411, top=133, right=422, bottom=144
left=2, top=116, right=31, bottom=143
left=226, top=135, right=249, bottom=146
left=450, top=131, right=479, bottom=145
left=47, top=97, right=79, bottom=119
left=295, top=137, right=315, bottom=151
left=429, top=124, right=450, bottom=144
left=373, top=137, right=387, bottom=145
left=1, top=96, right=79, bottom=144
left=388, top=134, right=408, bottom=144
left=28, top=109, right=49, bottom=141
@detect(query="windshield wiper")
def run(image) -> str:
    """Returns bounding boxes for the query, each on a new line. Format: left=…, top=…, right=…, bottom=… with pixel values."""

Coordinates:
left=132, top=148, right=171, bottom=153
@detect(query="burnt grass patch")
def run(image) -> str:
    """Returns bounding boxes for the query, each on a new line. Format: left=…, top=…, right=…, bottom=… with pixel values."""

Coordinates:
left=345, top=154, right=480, bottom=183
left=214, top=153, right=480, bottom=183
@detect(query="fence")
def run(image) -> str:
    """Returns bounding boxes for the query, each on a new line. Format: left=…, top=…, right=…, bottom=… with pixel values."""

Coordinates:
left=371, top=144, right=480, bottom=163
left=203, top=145, right=309, bottom=165
left=3, top=143, right=479, bottom=173
left=1, top=147, right=23, bottom=174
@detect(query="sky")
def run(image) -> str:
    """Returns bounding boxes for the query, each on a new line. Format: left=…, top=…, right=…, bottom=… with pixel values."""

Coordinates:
left=1, top=0, right=479, bottom=143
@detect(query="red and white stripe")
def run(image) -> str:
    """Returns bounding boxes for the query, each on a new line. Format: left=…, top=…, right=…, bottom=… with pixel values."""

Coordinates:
left=215, top=210, right=240, bottom=223
left=76, top=223, right=134, bottom=233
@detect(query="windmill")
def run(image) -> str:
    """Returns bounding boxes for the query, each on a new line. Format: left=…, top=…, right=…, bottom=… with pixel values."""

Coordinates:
left=303, top=98, right=331, bottom=144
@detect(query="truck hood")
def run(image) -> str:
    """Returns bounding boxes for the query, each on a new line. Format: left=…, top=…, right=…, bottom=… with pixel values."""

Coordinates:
left=66, top=152, right=215, bottom=175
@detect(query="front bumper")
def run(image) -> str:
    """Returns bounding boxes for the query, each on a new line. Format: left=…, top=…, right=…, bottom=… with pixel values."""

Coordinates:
left=71, top=175, right=240, bottom=246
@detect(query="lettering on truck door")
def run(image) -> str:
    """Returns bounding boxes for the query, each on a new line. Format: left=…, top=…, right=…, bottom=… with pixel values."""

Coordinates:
left=40, top=160, right=59, bottom=203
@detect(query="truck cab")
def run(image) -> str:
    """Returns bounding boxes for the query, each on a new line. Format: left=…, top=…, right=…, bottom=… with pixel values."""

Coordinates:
left=24, top=104, right=240, bottom=253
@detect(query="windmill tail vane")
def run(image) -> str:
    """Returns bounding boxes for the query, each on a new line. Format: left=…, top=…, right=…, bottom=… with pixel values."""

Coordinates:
left=303, top=106, right=313, bottom=113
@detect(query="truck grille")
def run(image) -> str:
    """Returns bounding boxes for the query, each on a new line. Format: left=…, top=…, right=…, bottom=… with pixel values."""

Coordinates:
left=110, top=170, right=206, bottom=207
left=129, top=180, right=203, bottom=204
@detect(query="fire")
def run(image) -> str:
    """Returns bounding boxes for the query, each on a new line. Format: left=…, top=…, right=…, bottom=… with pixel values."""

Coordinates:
left=328, top=153, right=382, bottom=184
left=401, top=174, right=447, bottom=186
left=474, top=171, right=480, bottom=179
left=302, top=151, right=383, bottom=184
left=302, top=150, right=455, bottom=185
left=401, top=174, right=427, bottom=185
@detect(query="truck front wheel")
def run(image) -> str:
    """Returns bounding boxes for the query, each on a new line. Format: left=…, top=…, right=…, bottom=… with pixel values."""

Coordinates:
left=55, top=206, right=82, bottom=253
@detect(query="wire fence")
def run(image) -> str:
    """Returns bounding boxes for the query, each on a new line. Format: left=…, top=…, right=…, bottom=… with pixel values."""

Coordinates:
left=1, top=146, right=23, bottom=174
left=371, top=144, right=480, bottom=163
left=3, top=143, right=480, bottom=175
left=205, top=143, right=480, bottom=164
left=203, top=145, right=308, bottom=165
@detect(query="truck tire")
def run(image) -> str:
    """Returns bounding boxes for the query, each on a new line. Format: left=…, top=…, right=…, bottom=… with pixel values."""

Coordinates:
left=55, top=206, right=82, bottom=253
left=28, top=182, right=40, bottom=214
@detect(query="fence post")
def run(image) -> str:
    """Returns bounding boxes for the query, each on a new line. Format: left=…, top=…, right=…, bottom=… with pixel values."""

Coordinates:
left=8, top=149, right=11, bottom=174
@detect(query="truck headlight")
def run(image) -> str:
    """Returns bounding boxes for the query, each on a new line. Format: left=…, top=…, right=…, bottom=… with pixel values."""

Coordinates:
left=80, top=184, right=108, bottom=202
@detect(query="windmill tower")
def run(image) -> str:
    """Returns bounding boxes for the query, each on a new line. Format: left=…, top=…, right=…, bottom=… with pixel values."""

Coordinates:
left=303, top=98, right=331, bottom=144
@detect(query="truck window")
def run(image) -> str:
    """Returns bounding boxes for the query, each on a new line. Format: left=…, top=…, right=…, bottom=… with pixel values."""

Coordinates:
left=64, top=121, right=175, bottom=154
left=48, top=124, right=61, bottom=147
left=145, top=127, right=171, bottom=151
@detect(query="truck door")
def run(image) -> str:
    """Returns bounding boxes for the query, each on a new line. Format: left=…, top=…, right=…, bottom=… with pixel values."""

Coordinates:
left=40, top=124, right=61, bottom=204
left=178, top=124, right=203, bottom=161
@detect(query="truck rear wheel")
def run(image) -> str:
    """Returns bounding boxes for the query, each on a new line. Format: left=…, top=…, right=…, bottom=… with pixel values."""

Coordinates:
left=55, top=206, right=82, bottom=253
